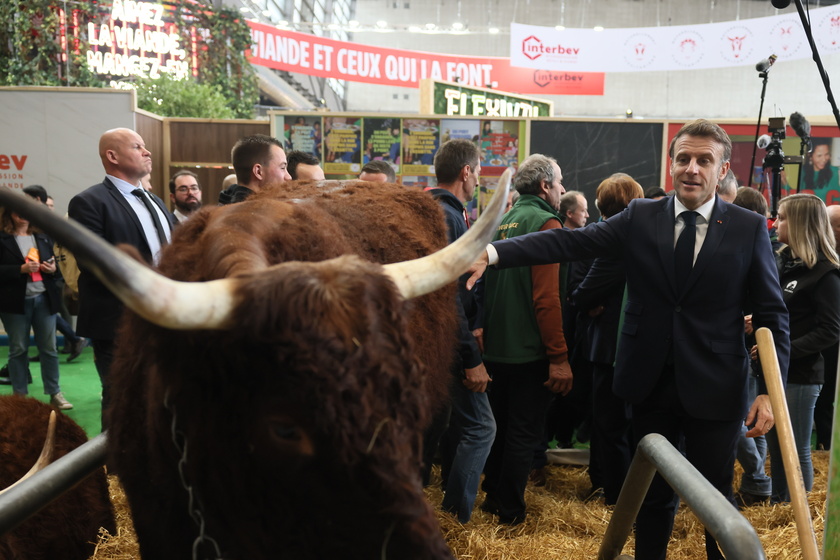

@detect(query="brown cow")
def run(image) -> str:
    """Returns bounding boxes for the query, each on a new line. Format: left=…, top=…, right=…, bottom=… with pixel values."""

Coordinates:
left=0, top=395, right=115, bottom=560
left=0, top=175, right=509, bottom=560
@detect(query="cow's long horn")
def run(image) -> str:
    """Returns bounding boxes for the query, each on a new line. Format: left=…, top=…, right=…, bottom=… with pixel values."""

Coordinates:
left=383, top=167, right=511, bottom=300
left=0, top=411, right=57, bottom=496
left=0, top=188, right=238, bottom=330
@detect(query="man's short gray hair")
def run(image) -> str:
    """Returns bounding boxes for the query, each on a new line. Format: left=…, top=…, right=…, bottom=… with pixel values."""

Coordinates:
left=515, top=154, right=558, bottom=196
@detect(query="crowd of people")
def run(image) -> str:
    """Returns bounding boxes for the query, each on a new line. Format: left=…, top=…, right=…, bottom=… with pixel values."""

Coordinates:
left=6, top=120, right=838, bottom=560
left=446, top=119, right=835, bottom=560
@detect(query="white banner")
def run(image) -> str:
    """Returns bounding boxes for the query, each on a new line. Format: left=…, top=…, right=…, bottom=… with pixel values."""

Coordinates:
left=510, top=6, right=840, bottom=72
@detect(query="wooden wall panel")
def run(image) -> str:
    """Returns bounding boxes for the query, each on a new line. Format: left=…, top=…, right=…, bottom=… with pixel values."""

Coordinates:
left=168, top=121, right=270, bottom=165
left=136, top=113, right=166, bottom=200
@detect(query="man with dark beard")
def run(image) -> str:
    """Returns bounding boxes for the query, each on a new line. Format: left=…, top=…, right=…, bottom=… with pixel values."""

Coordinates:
left=169, top=170, right=202, bottom=223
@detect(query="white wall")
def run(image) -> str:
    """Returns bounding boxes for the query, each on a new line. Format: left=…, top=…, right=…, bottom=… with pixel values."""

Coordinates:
left=0, top=88, right=136, bottom=215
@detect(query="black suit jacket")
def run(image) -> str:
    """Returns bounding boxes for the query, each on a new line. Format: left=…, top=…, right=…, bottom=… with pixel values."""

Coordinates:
left=68, top=178, right=176, bottom=340
left=0, top=232, right=61, bottom=315
left=493, top=195, right=790, bottom=422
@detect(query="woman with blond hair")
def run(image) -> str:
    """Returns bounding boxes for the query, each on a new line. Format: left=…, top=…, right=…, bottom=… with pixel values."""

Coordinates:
left=766, top=193, right=840, bottom=502
left=570, top=172, right=644, bottom=504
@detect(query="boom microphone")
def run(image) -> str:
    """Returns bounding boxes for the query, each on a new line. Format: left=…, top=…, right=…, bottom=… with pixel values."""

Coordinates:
left=755, top=54, right=778, bottom=73
left=757, top=135, right=772, bottom=150
left=789, top=112, right=811, bottom=138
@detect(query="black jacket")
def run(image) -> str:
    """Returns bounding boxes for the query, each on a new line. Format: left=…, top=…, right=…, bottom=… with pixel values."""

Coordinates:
left=0, top=232, right=61, bottom=315
left=429, top=188, right=482, bottom=371
left=777, top=248, right=840, bottom=385
left=68, top=178, right=176, bottom=340
left=218, top=185, right=255, bottom=205
left=571, top=256, right=625, bottom=366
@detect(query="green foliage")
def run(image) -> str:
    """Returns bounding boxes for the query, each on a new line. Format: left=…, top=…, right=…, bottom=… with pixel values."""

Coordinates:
left=135, top=72, right=234, bottom=118
left=173, top=0, right=258, bottom=119
left=0, top=0, right=256, bottom=118
left=0, top=0, right=105, bottom=87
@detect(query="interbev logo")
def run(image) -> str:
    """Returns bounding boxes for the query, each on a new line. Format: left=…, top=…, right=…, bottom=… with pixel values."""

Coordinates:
left=521, top=35, right=580, bottom=61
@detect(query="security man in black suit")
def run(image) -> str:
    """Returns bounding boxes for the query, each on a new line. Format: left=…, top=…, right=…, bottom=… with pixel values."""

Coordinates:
left=68, top=128, right=176, bottom=430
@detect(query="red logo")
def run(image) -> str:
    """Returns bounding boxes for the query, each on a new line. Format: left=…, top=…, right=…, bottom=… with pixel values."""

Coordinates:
left=0, top=155, right=27, bottom=171
left=728, top=35, right=747, bottom=57
left=522, top=36, right=543, bottom=60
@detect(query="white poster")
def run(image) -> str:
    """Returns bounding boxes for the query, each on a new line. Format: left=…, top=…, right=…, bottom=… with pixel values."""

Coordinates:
left=0, top=88, right=135, bottom=214
left=510, top=6, right=840, bottom=73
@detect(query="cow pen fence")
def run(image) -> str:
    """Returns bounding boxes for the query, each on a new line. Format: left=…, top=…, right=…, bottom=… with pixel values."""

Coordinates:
left=0, top=432, right=107, bottom=536
left=0, top=430, right=766, bottom=560
left=598, top=433, right=765, bottom=560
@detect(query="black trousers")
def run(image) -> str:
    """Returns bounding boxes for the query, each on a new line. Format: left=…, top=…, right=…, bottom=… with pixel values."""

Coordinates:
left=591, top=362, right=631, bottom=505
left=631, top=365, right=741, bottom=560
left=815, top=342, right=838, bottom=450
left=92, top=338, right=115, bottom=432
left=483, top=360, right=555, bottom=523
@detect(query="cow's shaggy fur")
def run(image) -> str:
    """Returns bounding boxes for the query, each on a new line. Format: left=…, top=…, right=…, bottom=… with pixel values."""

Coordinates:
left=107, top=182, right=458, bottom=559
left=0, top=396, right=115, bottom=560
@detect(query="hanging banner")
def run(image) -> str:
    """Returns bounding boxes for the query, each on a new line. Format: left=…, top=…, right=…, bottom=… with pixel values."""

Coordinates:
left=420, top=79, right=553, bottom=117
left=510, top=5, right=840, bottom=73
left=246, top=21, right=605, bottom=96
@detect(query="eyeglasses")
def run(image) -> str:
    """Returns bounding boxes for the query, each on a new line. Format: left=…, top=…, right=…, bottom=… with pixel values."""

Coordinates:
left=175, top=186, right=200, bottom=193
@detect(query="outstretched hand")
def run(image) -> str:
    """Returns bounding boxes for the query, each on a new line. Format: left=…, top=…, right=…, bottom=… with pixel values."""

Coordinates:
left=465, top=251, right=489, bottom=291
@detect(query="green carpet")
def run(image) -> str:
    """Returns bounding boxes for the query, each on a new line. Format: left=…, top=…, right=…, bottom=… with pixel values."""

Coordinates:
left=0, top=344, right=103, bottom=438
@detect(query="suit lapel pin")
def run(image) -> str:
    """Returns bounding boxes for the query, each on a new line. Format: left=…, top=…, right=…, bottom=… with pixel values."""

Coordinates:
left=716, top=220, right=723, bottom=224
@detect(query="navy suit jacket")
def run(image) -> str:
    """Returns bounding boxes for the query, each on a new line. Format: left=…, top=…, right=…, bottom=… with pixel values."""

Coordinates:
left=493, top=195, right=790, bottom=422
left=68, top=178, right=176, bottom=340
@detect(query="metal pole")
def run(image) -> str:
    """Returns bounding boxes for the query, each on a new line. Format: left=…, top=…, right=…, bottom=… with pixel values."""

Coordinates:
left=598, top=433, right=766, bottom=560
left=0, top=433, right=108, bottom=536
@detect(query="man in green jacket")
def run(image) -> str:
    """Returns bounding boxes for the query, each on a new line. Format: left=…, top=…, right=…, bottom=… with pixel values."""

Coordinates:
left=480, top=153, right=573, bottom=525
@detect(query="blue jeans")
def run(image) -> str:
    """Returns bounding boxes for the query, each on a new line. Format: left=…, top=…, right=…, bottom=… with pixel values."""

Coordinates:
left=0, top=294, right=60, bottom=396
left=736, top=376, right=771, bottom=496
left=767, top=382, right=821, bottom=503
left=440, top=379, right=496, bottom=522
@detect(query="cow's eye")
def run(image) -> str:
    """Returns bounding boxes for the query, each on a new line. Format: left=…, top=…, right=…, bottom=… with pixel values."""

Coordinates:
left=272, top=424, right=302, bottom=441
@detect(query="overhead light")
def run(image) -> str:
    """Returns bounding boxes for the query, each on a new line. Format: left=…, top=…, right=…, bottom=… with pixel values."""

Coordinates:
left=376, top=20, right=388, bottom=28
left=239, top=6, right=251, bottom=12
left=555, top=25, right=565, bottom=31
left=348, top=20, right=360, bottom=27
left=452, top=22, right=464, bottom=30
left=594, top=25, right=604, bottom=31
left=278, top=19, right=289, bottom=26
left=262, top=10, right=271, bottom=16
left=327, top=23, right=339, bottom=30
left=409, top=25, right=421, bottom=33
left=489, top=27, right=499, bottom=34
left=425, top=23, right=436, bottom=30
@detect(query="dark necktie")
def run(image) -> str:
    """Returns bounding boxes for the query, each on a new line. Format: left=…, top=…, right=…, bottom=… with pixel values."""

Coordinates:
left=132, top=188, right=168, bottom=246
left=675, top=211, right=698, bottom=291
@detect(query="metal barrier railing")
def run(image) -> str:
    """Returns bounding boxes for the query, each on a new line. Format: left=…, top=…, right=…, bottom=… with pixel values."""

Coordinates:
left=598, top=433, right=766, bottom=560
left=0, top=432, right=108, bottom=536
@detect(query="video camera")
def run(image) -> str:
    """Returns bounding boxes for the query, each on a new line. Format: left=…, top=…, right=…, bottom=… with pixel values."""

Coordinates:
left=761, top=117, right=787, bottom=172
left=758, top=117, right=804, bottom=217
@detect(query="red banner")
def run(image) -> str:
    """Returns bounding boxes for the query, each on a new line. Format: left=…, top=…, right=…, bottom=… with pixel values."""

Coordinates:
left=247, top=21, right=604, bottom=97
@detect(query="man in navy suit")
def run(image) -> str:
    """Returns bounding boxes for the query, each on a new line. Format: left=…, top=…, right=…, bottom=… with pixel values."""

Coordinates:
left=468, top=119, right=789, bottom=560
left=69, top=128, right=176, bottom=430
